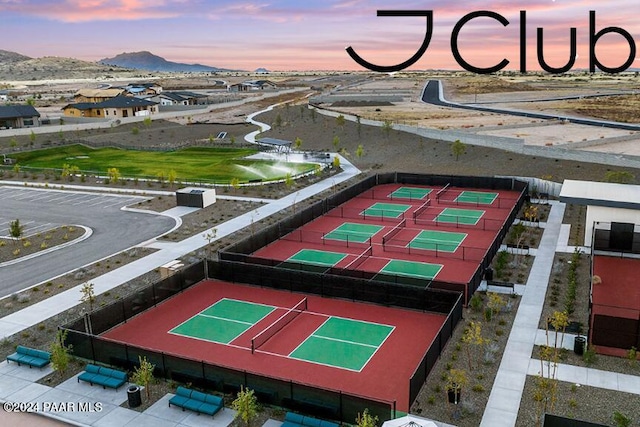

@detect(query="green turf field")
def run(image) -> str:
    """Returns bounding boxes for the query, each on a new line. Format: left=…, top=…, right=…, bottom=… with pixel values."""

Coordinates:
left=170, top=299, right=275, bottom=344
left=289, top=316, right=393, bottom=371
left=323, top=222, right=383, bottom=243
left=11, top=144, right=317, bottom=183
left=455, top=191, right=498, bottom=204
left=408, top=230, right=467, bottom=252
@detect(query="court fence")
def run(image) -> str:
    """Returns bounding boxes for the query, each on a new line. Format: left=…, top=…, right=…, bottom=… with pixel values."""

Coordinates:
left=222, top=172, right=529, bottom=304
left=60, top=260, right=399, bottom=423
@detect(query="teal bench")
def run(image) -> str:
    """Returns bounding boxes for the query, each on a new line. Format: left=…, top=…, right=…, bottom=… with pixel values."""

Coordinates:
left=77, top=364, right=128, bottom=390
left=169, top=386, right=224, bottom=416
left=7, top=346, right=51, bottom=369
left=282, top=412, right=340, bottom=427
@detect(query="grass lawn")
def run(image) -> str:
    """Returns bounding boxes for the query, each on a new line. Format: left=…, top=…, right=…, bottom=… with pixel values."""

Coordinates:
left=12, top=145, right=317, bottom=183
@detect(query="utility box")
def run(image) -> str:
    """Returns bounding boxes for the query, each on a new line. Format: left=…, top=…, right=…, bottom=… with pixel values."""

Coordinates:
left=176, top=187, right=216, bottom=208
left=159, top=260, right=184, bottom=279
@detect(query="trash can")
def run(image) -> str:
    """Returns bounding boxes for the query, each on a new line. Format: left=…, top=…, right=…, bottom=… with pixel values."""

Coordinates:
left=574, top=336, right=586, bottom=355
left=484, top=267, right=494, bottom=281
left=127, top=385, right=142, bottom=408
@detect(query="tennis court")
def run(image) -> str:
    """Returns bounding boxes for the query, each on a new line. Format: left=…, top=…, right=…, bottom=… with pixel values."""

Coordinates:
left=170, top=298, right=275, bottom=344
left=379, top=259, right=443, bottom=280
left=286, top=248, right=348, bottom=267
left=455, top=190, right=498, bottom=204
left=323, top=222, right=383, bottom=243
left=435, top=207, right=485, bottom=225
left=389, top=187, right=432, bottom=200
left=408, top=230, right=467, bottom=252
left=361, top=202, right=411, bottom=219
left=289, top=316, right=394, bottom=371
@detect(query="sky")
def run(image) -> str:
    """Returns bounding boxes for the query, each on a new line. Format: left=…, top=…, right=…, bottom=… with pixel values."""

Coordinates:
left=1, top=0, right=639, bottom=72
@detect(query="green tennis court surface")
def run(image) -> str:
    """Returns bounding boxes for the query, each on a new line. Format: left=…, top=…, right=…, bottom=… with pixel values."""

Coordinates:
left=455, top=191, right=498, bottom=204
left=170, top=299, right=275, bottom=344
left=323, top=222, right=383, bottom=243
left=287, top=249, right=348, bottom=266
left=389, top=187, right=432, bottom=200
left=409, top=230, right=467, bottom=252
left=361, top=202, right=411, bottom=218
left=436, top=208, right=485, bottom=225
left=289, top=317, right=394, bottom=371
left=380, top=259, right=443, bottom=280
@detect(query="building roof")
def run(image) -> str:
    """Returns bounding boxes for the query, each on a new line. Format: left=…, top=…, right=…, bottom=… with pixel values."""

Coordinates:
left=63, top=96, right=158, bottom=112
left=0, top=105, right=40, bottom=119
left=559, top=179, right=640, bottom=210
left=96, top=96, right=158, bottom=108
left=258, top=137, right=292, bottom=147
left=74, top=89, right=124, bottom=98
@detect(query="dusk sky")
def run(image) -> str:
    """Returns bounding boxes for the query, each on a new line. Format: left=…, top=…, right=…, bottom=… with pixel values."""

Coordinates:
left=1, top=0, right=639, bottom=71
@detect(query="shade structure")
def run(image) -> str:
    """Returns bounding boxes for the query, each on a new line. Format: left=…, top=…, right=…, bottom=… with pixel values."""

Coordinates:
left=382, top=415, right=439, bottom=427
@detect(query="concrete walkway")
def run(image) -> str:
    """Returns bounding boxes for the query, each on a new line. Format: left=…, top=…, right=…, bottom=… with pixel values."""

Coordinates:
left=480, top=201, right=566, bottom=426
left=480, top=200, right=640, bottom=426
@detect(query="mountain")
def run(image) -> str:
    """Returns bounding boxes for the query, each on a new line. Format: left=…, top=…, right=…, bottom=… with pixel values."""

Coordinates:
left=99, top=51, right=227, bottom=72
left=0, top=49, right=32, bottom=64
left=0, top=55, right=138, bottom=81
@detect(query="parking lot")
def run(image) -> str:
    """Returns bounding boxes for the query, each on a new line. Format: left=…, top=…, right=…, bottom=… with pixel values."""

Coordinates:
left=0, top=186, right=176, bottom=297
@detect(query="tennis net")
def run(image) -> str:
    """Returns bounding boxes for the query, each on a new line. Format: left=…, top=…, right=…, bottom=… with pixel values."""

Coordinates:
left=343, top=245, right=373, bottom=271
left=381, top=218, right=406, bottom=245
left=251, top=298, right=308, bottom=353
left=412, top=198, right=431, bottom=221
left=435, top=183, right=451, bottom=201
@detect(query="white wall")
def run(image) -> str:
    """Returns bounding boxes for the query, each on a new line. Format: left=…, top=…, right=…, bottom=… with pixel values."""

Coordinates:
left=585, top=205, right=640, bottom=246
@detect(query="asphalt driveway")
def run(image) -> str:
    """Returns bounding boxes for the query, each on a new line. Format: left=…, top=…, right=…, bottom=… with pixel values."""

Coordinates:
left=0, top=186, right=177, bottom=297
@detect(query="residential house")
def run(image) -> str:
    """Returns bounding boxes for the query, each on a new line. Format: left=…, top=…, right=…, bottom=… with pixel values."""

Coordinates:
left=62, top=96, right=158, bottom=118
left=73, top=88, right=124, bottom=103
left=0, top=105, right=40, bottom=129
left=228, top=80, right=277, bottom=92
left=150, top=91, right=207, bottom=106
left=123, top=83, right=163, bottom=96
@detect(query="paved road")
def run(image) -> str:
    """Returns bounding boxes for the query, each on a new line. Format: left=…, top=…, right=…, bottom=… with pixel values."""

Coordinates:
left=421, top=79, right=640, bottom=131
left=0, top=186, right=176, bottom=297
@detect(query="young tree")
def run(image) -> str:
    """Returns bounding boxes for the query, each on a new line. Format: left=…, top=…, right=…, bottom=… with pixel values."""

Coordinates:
left=336, top=114, right=346, bottom=131
left=29, top=130, right=36, bottom=145
left=107, top=167, right=120, bottom=184
left=451, top=139, right=466, bottom=161
left=142, top=116, right=152, bottom=128
left=356, top=408, right=378, bottom=427
left=381, top=120, right=393, bottom=139
left=230, top=135, right=236, bottom=144
left=462, top=321, right=486, bottom=370
left=230, top=177, right=241, bottom=193
left=80, top=282, right=96, bottom=312
left=131, top=356, right=155, bottom=399
left=9, top=219, right=23, bottom=244
left=355, top=144, right=364, bottom=158
left=232, top=385, right=259, bottom=427
left=274, top=113, right=283, bottom=128
left=294, top=137, right=303, bottom=150
left=167, top=169, right=177, bottom=187
left=332, top=135, right=340, bottom=151
left=332, top=156, right=341, bottom=169
left=203, top=228, right=218, bottom=278
left=284, top=172, right=293, bottom=189
left=50, top=329, right=72, bottom=376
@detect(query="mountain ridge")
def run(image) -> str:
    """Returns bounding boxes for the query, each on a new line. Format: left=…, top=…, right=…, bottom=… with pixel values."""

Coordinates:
left=99, top=51, right=230, bottom=72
